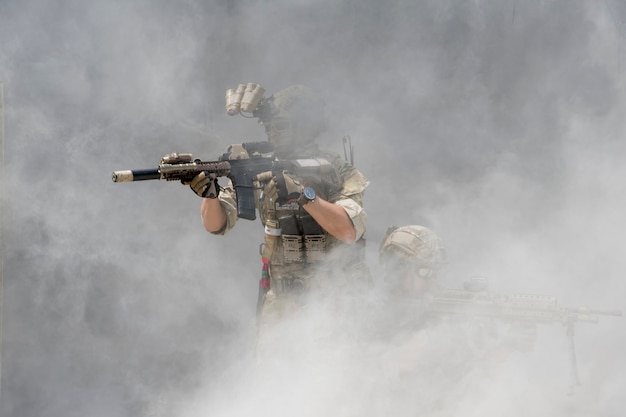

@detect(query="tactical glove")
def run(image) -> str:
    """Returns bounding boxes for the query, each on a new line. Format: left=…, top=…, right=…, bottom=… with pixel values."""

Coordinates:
left=256, top=171, right=302, bottom=205
left=184, top=171, right=219, bottom=199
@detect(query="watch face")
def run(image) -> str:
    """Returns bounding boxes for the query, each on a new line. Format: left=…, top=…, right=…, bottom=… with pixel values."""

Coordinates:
left=303, top=186, right=316, bottom=200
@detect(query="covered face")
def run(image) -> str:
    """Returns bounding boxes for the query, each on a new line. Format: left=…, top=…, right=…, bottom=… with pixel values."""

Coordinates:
left=254, top=85, right=327, bottom=157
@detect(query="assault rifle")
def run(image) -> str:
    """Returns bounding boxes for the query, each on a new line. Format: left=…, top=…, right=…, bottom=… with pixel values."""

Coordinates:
left=112, top=142, right=340, bottom=220
left=426, top=278, right=622, bottom=393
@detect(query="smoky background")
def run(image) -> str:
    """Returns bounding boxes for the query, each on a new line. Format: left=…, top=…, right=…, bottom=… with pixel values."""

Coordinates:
left=0, top=0, right=625, bottom=416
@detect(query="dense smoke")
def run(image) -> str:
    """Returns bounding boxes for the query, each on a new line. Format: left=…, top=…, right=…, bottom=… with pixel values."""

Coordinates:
left=1, top=1, right=625, bottom=416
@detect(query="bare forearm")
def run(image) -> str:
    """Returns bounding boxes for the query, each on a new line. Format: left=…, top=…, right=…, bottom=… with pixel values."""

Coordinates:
left=302, top=197, right=356, bottom=243
left=200, top=198, right=227, bottom=233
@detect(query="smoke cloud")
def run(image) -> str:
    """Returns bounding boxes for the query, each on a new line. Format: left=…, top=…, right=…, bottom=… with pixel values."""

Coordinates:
left=1, top=1, right=625, bottom=416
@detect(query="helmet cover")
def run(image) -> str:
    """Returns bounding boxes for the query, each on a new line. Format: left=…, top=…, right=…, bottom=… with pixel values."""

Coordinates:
left=379, top=225, right=447, bottom=270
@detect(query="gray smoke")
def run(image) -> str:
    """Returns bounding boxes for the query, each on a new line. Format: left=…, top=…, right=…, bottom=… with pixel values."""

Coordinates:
left=1, top=0, right=625, bottom=416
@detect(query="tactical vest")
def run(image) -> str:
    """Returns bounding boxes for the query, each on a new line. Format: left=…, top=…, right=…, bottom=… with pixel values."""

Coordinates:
left=256, top=154, right=370, bottom=296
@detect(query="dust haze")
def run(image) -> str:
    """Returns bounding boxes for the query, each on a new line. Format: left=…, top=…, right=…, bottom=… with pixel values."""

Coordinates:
left=1, top=1, right=625, bottom=416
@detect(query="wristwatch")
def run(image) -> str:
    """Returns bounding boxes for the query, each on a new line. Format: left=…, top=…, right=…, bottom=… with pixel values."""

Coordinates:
left=298, top=186, right=317, bottom=206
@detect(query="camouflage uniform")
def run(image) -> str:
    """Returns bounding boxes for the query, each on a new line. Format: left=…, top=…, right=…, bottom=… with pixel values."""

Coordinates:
left=185, top=83, right=371, bottom=359
left=212, top=148, right=370, bottom=332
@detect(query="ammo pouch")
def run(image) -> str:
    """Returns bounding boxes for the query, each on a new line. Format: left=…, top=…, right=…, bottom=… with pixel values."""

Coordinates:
left=278, top=214, right=326, bottom=264
left=300, top=214, right=326, bottom=262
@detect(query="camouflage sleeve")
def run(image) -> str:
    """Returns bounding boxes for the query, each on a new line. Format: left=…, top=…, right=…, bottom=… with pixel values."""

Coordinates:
left=336, top=198, right=367, bottom=241
left=210, top=180, right=239, bottom=235
left=326, top=154, right=370, bottom=241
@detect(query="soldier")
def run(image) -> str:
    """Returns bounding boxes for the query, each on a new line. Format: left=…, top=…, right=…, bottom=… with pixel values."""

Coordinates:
left=374, top=225, right=452, bottom=360
left=378, top=223, right=535, bottom=349
left=185, top=84, right=370, bottom=349
left=375, top=225, right=535, bottom=415
left=378, top=224, right=447, bottom=299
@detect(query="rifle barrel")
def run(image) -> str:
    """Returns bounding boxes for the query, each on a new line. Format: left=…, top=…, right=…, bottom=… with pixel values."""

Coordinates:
left=112, top=169, right=160, bottom=183
left=571, top=308, right=623, bottom=317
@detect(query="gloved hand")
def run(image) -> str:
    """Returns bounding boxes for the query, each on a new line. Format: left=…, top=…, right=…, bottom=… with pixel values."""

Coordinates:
left=184, top=171, right=219, bottom=199
left=255, top=170, right=302, bottom=205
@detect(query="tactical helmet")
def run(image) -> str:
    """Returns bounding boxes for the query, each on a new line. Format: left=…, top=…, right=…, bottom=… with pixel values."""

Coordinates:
left=254, top=85, right=327, bottom=156
left=379, top=225, right=447, bottom=271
